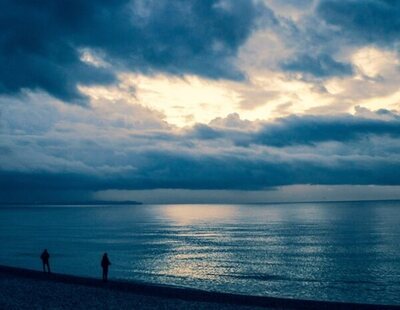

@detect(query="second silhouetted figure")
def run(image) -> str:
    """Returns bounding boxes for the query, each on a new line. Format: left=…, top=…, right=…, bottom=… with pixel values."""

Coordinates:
left=101, top=252, right=111, bottom=282
left=40, top=249, right=51, bottom=273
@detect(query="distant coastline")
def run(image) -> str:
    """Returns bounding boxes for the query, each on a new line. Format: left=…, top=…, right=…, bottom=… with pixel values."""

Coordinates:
left=0, top=200, right=142, bottom=206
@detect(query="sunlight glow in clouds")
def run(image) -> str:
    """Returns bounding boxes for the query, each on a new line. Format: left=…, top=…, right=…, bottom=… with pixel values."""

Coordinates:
left=352, top=47, right=399, bottom=79
left=1, top=0, right=400, bottom=203
left=78, top=37, right=400, bottom=128
left=121, top=74, right=241, bottom=126
left=80, top=68, right=338, bottom=127
left=79, top=69, right=339, bottom=127
left=76, top=15, right=400, bottom=128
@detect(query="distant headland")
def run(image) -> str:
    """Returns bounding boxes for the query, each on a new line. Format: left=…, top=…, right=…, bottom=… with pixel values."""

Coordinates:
left=0, top=200, right=142, bottom=206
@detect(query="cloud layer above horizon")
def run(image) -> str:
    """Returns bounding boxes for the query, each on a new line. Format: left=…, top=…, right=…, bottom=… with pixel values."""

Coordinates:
left=1, top=0, right=400, bottom=202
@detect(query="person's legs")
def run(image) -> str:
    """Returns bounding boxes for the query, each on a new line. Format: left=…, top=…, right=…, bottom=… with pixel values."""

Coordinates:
left=103, top=268, right=108, bottom=282
left=46, top=262, right=51, bottom=273
left=42, top=262, right=45, bottom=273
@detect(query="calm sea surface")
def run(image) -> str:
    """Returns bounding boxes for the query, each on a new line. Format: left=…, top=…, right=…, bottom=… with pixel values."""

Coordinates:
left=1, top=201, right=399, bottom=305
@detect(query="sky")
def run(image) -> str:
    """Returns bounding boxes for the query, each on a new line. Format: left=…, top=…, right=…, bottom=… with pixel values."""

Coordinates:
left=1, top=0, right=400, bottom=203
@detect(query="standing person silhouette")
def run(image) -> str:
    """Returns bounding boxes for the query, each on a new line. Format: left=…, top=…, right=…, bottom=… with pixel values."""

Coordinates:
left=40, top=249, right=51, bottom=273
left=101, top=252, right=111, bottom=282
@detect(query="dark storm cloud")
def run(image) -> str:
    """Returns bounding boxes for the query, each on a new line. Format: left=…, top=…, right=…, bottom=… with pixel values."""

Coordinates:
left=252, top=113, right=400, bottom=147
left=274, top=10, right=356, bottom=79
left=188, top=112, right=400, bottom=147
left=2, top=147, right=400, bottom=194
left=1, top=109, right=400, bottom=198
left=275, top=0, right=400, bottom=78
left=187, top=124, right=224, bottom=140
left=0, top=0, right=269, bottom=102
left=272, top=0, right=314, bottom=9
left=317, top=0, right=400, bottom=45
left=281, top=54, right=353, bottom=78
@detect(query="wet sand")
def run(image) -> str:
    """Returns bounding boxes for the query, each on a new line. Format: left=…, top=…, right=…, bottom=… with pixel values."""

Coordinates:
left=0, top=265, right=398, bottom=310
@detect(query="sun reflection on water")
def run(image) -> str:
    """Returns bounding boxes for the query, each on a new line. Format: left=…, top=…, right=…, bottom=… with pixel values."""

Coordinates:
left=159, top=204, right=238, bottom=225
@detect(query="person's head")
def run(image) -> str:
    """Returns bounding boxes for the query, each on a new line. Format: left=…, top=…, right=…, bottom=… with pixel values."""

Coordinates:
left=44, top=249, right=48, bottom=252
left=103, top=252, right=108, bottom=257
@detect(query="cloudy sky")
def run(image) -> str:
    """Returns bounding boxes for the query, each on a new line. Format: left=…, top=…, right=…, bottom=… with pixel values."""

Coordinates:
left=1, top=0, right=400, bottom=203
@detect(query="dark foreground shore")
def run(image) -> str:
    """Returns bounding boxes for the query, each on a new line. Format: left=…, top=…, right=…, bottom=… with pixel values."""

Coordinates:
left=0, top=265, right=399, bottom=310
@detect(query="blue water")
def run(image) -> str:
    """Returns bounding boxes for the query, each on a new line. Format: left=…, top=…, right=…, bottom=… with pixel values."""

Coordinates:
left=1, top=201, right=399, bottom=305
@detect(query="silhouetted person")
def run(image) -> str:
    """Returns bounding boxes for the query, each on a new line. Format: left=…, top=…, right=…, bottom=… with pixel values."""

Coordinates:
left=101, top=252, right=111, bottom=282
left=40, top=249, right=51, bottom=273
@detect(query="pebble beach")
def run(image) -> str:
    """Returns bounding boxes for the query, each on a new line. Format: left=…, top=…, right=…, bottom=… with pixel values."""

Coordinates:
left=0, top=265, right=398, bottom=310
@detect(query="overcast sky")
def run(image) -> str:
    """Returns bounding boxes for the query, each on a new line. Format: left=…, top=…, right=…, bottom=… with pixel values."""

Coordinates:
left=1, top=0, right=400, bottom=203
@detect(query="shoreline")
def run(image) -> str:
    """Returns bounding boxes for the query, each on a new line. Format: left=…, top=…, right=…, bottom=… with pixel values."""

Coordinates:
left=1, top=265, right=399, bottom=309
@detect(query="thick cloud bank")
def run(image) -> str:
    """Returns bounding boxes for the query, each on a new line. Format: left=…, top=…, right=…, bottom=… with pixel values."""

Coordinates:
left=0, top=0, right=267, bottom=102
left=1, top=94, right=400, bottom=198
left=317, top=0, right=400, bottom=45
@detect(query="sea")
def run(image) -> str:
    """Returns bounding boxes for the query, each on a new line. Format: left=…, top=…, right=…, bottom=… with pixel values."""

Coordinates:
left=1, top=201, right=399, bottom=305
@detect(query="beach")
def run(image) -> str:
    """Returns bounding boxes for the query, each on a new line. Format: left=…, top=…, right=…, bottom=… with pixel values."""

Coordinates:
left=1, top=265, right=399, bottom=310
left=0, top=266, right=268, bottom=310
